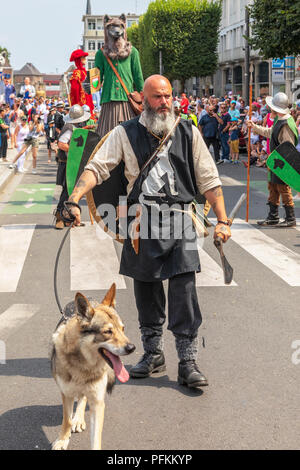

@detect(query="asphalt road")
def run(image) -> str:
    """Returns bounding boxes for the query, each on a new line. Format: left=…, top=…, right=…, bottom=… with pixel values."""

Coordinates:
left=0, top=143, right=300, bottom=450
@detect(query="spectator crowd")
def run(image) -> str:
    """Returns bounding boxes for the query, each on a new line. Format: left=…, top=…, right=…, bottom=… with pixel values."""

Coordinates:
left=1, top=76, right=300, bottom=202
left=174, top=92, right=300, bottom=185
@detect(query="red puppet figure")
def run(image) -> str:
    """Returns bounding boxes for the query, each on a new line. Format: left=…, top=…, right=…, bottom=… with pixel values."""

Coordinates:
left=69, top=49, right=94, bottom=116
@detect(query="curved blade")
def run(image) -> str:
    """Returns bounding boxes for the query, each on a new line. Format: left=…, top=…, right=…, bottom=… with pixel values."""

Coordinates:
left=214, top=237, right=233, bottom=285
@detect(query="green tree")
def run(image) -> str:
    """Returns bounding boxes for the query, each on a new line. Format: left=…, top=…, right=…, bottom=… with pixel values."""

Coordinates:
left=128, top=0, right=222, bottom=89
left=0, top=47, right=11, bottom=60
left=248, top=0, right=300, bottom=59
left=127, top=23, right=140, bottom=52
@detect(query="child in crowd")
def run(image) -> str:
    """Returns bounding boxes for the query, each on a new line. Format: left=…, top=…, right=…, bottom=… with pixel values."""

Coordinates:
left=243, top=140, right=268, bottom=168
left=256, top=140, right=268, bottom=167
left=228, top=118, right=240, bottom=164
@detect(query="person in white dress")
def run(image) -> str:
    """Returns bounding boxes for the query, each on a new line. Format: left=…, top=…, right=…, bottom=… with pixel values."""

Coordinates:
left=14, top=116, right=29, bottom=173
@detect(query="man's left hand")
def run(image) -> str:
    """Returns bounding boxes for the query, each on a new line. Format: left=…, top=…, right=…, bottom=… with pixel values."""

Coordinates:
left=214, top=223, right=231, bottom=243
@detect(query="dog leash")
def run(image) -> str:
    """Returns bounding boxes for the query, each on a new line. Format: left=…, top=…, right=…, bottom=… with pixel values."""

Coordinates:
left=53, top=202, right=81, bottom=315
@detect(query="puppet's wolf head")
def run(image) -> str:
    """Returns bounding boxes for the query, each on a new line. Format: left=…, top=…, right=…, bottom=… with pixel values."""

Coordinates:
left=103, top=14, right=132, bottom=60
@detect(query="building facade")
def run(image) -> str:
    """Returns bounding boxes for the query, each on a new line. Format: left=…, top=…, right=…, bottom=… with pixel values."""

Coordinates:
left=188, top=0, right=298, bottom=101
left=82, top=2, right=140, bottom=70
left=14, top=63, right=63, bottom=98
left=14, top=63, right=44, bottom=96
left=196, top=0, right=272, bottom=99
left=43, top=74, right=62, bottom=97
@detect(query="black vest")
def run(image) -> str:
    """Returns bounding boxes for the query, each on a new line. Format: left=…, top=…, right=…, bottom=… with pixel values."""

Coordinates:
left=269, top=119, right=291, bottom=184
left=121, top=117, right=198, bottom=204
left=270, top=119, right=288, bottom=153
left=56, top=123, right=73, bottom=163
left=118, top=117, right=201, bottom=282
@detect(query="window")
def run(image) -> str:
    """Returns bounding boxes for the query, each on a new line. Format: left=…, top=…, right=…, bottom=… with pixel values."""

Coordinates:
left=222, top=0, right=227, bottom=20
left=240, top=25, right=244, bottom=47
left=88, top=20, right=96, bottom=30
left=97, top=42, right=104, bottom=50
left=233, top=66, right=243, bottom=84
left=88, top=61, right=94, bottom=70
left=88, top=41, right=95, bottom=51
left=97, top=19, right=103, bottom=30
left=233, top=29, right=236, bottom=48
left=258, top=62, right=269, bottom=84
left=223, top=33, right=227, bottom=50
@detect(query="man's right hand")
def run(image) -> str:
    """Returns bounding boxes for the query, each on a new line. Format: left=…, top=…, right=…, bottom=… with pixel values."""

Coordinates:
left=63, top=202, right=81, bottom=226
left=247, top=120, right=254, bottom=129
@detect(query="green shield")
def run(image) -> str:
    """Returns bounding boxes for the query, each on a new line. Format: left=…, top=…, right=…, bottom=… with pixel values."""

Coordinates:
left=266, top=142, right=300, bottom=192
left=66, top=128, right=101, bottom=196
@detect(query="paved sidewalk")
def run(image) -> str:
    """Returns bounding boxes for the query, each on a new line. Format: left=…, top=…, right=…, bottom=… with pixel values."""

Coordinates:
left=0, top=148, right=18, bottom=193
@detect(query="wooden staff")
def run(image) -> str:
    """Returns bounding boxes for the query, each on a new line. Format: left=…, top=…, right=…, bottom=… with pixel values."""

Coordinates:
left=246, top=63, right=254, bottom=222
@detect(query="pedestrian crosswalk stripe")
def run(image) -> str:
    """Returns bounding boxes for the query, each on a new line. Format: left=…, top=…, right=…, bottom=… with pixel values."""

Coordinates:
left=0, top=222, right=299, bottom=294
left=231, top=218, right=300, bottom=286
left=70, top=223, right=126, bottom=291
left=0, top=224, right=35, bottom=292
left=196, top=242, right=237, bottom=287
left=220, top=176, right=245, bottom=187
left=0, top=304, right=40, bottom=341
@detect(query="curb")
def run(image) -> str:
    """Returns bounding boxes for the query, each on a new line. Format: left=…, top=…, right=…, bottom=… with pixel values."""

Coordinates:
left=0, top=166, right=16, bottom=193
left=0, top=148, right=17, bottom=193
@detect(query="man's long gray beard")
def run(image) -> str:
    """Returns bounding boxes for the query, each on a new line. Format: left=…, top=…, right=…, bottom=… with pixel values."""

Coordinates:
left=143, top=99, right=176, bottom=136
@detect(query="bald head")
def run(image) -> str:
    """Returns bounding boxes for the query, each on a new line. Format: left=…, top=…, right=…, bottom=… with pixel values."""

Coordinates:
left=142, top=75, right=173, bottom=116
left=143, top=75, right=172, bottom=95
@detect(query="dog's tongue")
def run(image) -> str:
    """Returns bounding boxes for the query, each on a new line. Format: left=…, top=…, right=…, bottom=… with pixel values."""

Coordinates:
left=103, top=350, right=129, bottom=383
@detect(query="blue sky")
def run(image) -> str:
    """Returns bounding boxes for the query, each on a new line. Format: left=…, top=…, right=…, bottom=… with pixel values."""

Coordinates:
left=0, top=0, right=151, bottom=74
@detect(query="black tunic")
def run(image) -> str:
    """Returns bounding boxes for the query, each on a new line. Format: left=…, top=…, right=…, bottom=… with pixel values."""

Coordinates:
left=269, top=119, right=291, bottom=185
left=119, top=117, right=201, bottom=282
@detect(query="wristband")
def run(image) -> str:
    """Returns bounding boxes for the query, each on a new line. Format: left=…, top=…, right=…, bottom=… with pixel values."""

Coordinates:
left=217, top=220, right=229, bottom=226
left=64, top=201, right=81, bottom=213
left=61, top=201, right=81, bottom=223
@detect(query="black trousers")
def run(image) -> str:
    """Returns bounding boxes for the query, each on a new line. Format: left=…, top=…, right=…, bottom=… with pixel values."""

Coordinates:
left=133, top=271, right=202, bottom=337
left=56, top=162, right=69, bottom=212
left=203, top=136, right=220, bottom=162
left=0, top=134, right=8, bottom=159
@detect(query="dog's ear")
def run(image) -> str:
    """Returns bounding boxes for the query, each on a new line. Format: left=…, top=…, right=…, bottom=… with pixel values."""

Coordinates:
left=75, top=292, right=94, bottom=320
left=101, top=283, right=116, bottom=308
left=119, top=14, right=126, bottom=24
left=104, top=15, right=111, bottom=24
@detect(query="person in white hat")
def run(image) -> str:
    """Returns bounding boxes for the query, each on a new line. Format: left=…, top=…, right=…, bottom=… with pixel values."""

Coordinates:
left=54, top=105, right=90, bottom=229
left=247, top=92, right=298, bottom=227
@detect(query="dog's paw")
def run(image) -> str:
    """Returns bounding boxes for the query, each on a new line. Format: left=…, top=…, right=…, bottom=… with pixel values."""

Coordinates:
left=52, top=438, right=70, bottom=450
left=71, top=418, right=86, bottom=433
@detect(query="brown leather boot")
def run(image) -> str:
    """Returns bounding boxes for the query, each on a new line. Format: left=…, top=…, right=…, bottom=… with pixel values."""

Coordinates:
left=54, top=211, right=64, bottom=230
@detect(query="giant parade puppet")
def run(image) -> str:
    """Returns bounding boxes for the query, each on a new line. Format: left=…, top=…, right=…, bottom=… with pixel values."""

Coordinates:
left=65, top=14, right=144, bottom=238
left=95, top=14, right=144, bottom=138
left=69, top=49, right=96, bottom=117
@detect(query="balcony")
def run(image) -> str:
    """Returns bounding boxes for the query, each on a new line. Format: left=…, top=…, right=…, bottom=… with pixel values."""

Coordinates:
left=85, top=30, right=104, bottom=38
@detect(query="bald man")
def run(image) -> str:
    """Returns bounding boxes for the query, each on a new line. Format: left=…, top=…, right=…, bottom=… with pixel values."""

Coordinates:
left=66, top=75, right=231, bottom=389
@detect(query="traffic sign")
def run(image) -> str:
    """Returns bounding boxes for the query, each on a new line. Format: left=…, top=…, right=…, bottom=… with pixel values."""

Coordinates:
left=272, top=59, right=285, bottom=69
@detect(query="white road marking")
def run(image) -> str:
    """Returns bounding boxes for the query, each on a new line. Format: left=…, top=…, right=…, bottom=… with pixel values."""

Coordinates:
left=231, top=218, right=300, bottom=286
left=24, top=198, right=35, bottom=209
left=0, top=224, right=35, bottom=292
left=70, top=223, right=126, bottom=291
left=16, top=188, right=36, bottom=194
left=0, top=304, right=40, bottom=341
left=220, top=176, right=245, bottom=187
left=196, top=242, right=237, bottom=287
